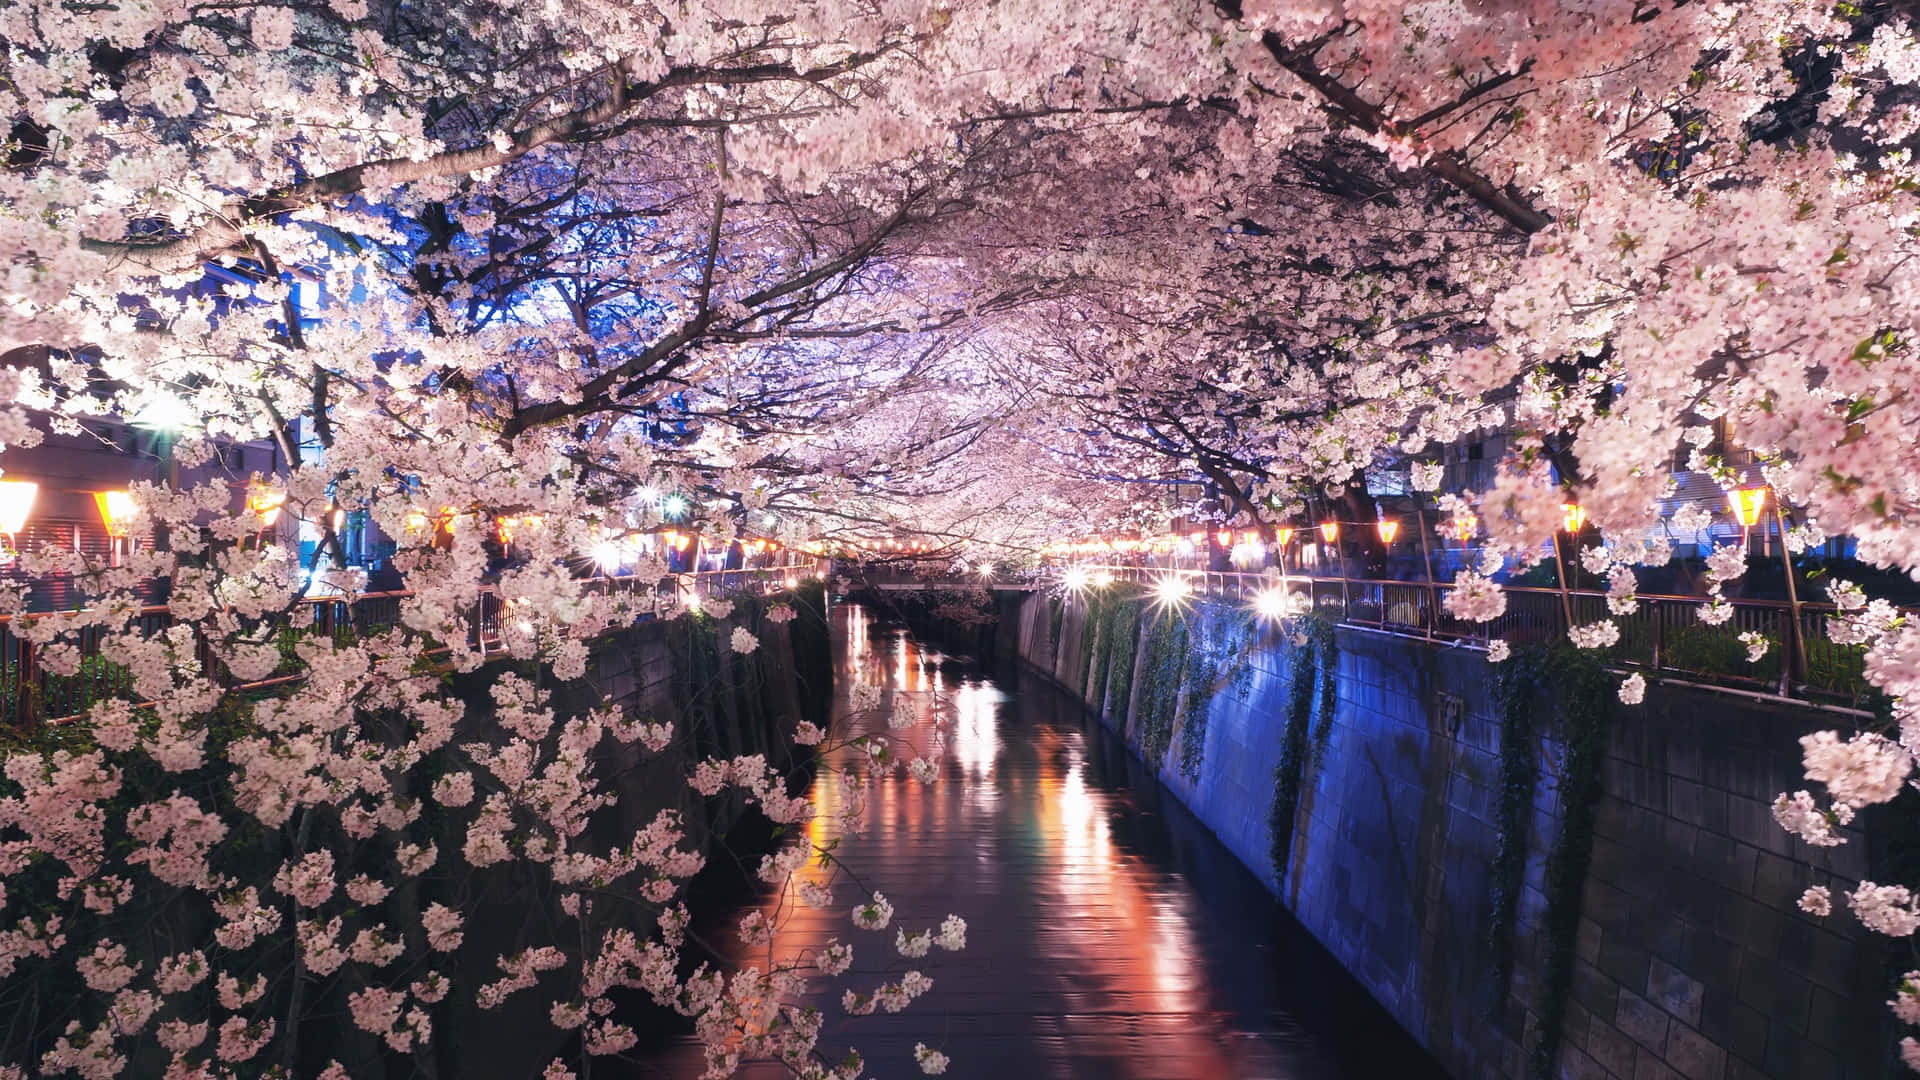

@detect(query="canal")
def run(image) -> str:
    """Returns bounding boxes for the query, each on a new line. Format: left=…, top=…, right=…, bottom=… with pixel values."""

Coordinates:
left=629, top=602, right=1447, bottom=1079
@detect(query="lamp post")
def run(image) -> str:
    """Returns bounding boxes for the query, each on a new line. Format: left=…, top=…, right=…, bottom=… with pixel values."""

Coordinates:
left=1554, top=503, right=1584, bottom=631
left=1734, top=486, right=1809, bottom=690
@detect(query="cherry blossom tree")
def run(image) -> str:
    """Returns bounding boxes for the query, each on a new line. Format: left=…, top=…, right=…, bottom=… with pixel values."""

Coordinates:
left=12, top=0, right=1920, bottom=1071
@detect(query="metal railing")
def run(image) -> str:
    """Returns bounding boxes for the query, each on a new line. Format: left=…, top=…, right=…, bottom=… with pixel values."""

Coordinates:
left=1078, top=566, right=1880, bottom=709
left=0, top=564, right=823, bottom=727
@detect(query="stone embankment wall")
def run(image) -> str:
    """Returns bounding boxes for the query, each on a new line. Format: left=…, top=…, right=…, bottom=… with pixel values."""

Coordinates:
left=1010, top=589, right=1894, bottom=1080
left=439, top=586, right=832, bottom=1078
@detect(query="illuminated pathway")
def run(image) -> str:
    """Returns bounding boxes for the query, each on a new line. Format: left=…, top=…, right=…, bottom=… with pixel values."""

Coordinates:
left=630, top=603, right=1445, bottom=1079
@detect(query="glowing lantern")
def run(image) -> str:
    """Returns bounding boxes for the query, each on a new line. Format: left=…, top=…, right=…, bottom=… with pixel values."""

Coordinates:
left=1319, top=521, right=1340, bottom=543
left=1216, top=530, right=1232, bottom=546
left=1189, top=530, right=1205, bottom=545
left=1062, top=567, right=1090, bottom=592
left=1562, top=503, right=1587, bottom=534
left=0, top=481, right=37, bottom=538
left=95, top=491, right=139, bottom=538
left=1276, top=527, right=1294, bottom=546
left=246, top=485, right=284, bottom=527
left=1728, top=487, right=1768, bottom=529
left=1376, top=519, right=1400, bottom=544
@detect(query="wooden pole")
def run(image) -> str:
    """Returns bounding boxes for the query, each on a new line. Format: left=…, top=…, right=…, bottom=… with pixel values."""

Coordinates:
left=1416, top=504, right=1438, bottom=637
left=1773, top=500, right=1807, bottom=693
left=1552, top=532, right=1574, bottom=633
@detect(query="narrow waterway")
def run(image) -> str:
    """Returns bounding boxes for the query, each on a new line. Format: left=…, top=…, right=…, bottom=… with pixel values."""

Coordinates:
left=631, top=602, right=1447, bottom=1079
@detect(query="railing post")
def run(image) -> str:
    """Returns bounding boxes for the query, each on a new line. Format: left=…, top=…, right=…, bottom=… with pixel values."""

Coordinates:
left=1652, top=603, right=1664, bottom=674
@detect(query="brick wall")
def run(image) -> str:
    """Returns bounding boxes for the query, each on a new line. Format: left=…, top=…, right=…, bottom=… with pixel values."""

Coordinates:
left=1013, top=591, right=1896, bottom=1080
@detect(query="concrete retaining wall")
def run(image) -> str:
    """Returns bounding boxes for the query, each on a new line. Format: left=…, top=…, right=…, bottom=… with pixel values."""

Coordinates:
left=1011, top=590, right=1894, bottom=1080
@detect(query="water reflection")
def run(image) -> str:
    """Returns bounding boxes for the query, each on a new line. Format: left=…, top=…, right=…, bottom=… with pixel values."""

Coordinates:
left=630, top=603, right=1444, bottom=1079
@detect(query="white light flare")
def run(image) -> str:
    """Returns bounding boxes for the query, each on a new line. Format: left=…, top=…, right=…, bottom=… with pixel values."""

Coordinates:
left=1152, top=575, right=1191, bottom=609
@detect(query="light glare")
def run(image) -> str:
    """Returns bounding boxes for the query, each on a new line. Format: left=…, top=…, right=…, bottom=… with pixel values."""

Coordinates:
left=1254, top=589, right=1289, bottom=621
left=1153, top=575, right=1191, bottom=607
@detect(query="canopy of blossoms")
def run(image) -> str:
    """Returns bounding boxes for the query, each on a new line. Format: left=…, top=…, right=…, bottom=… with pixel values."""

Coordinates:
left=8, top=0, right=1920, bottom=1074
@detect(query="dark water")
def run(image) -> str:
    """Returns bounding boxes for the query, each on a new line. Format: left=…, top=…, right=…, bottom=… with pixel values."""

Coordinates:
left=629, top=603, right=1448, bottom=1079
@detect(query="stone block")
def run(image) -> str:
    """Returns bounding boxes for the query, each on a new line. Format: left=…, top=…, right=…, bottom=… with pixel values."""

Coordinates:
left=1615, top=989, right=1671, bottom=1054
left=1662, top=1021, right=1726, bottom=1080
left=1633, top=1046, right=1685, bottom=1080
left=1699, top=987, right=1769, bottom=1059
left=1586, top=1018, right=1640, bottom=1078
left=1751, top=849, right=1803, bottom=911
left=1600, top=940, right=1653, bottom=992
left=1560, top=1044, right=1613, bottom=1080
left=1579, top=916, right=1605, bottom=964
left=1668, top=777, right=1705, bottom=827
left=1647, top=957, right=1705, bottom=1028
left=1691, top=832, right=1757, bottom=894
left=1764, top=1018, right=1841, bottom=1077
left=1573, top=959, right=1620, bottom=1020
left=1736, top=960, right=1812, bottom=1031
left=1676, top=924, right=1743, bottom=987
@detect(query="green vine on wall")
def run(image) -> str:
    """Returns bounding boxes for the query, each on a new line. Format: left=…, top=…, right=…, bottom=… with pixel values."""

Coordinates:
left=1486, top=649, right=1548, bottom=984
left=1103, top=593, right=1144, bottom=727
left=1135, top=609, right=1189, bottom=769
left=1084, top=587, right=1116, bottom=707
left=1310, top=622, right=1340, bottom=767
left=1268, top=616, right=1335, bottom=881
left=1527, top=645, right=1617, bottom=1080
left=1174, top=606, right=1257, bottom=781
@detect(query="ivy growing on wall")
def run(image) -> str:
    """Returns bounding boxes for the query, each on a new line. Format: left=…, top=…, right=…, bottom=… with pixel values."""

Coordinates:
left=1085, top=586, right=1116, bottom=707
left=1268, top=616, right=1335, bottom=881
left=1102, top=593, right=1144, bottom=726
left=1486, top=648, right=1547, bottom=984
left=1527, top=646, right=1617, bottom=1080
left=1135, top=610, right=1189, bottom=769
left=1177, top=606, right=1257, bottom=781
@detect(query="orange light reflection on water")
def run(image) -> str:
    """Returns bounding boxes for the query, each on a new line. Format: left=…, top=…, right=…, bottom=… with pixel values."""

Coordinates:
left=734, top=604, right=1251, bottom=1077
